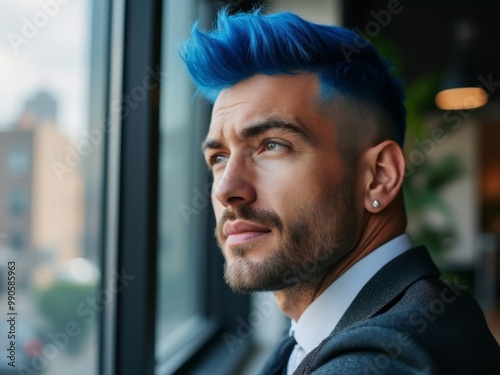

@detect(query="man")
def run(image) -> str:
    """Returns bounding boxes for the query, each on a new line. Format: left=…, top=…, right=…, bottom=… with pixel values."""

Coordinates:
left=180, top=8, right=500, bottom=375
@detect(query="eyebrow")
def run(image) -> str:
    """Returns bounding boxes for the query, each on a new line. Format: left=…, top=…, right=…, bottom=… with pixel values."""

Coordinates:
left=201, top=118, right=314, bottom=152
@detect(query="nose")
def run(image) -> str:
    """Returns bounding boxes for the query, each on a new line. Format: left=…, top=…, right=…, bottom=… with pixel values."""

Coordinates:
left=213, top=157, right=257, bottom=208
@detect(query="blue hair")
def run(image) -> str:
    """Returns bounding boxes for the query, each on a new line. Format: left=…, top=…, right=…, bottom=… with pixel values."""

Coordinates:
left=180, top=9, right=406, bottom=147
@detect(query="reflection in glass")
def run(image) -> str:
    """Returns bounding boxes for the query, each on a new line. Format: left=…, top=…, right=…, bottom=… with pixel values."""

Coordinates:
left=156, top=0, right=211, bottom=365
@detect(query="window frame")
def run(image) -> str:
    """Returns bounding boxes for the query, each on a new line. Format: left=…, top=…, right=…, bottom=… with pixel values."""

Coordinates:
left=111, top=0, right=162, bottom=373
left=105, top=1, right=255, bottom=374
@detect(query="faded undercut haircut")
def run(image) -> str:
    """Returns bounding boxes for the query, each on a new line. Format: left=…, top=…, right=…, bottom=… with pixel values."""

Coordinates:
left=180, top=8, right=406, bottom=164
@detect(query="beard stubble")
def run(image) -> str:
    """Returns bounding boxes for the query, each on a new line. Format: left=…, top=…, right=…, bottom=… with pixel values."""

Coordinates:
left=215, top=173, right=360, bottom=294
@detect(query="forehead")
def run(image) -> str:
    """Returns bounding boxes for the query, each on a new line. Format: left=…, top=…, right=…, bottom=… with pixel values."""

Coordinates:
left=209, top=73, right=326, bottom=136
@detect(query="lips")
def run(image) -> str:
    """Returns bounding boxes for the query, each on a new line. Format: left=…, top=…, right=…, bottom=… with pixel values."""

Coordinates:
left=223, top=220, right=272, bottom=247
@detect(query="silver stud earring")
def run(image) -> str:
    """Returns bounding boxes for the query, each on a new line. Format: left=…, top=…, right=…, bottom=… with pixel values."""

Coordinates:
left=372, top=200, right=380, bottom=208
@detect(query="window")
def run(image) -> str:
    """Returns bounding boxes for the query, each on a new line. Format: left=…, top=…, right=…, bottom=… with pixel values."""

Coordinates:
left=0, top=1, right=108, bottom=374
left=155, top=0, right=209, bottom=365
left=3, top=1, right=262, bottom=374
left=6, top=145, right=30, bottom=177
left=9, top=190, right=28, bottom=216
left=115, top=1, right=254, bottom=374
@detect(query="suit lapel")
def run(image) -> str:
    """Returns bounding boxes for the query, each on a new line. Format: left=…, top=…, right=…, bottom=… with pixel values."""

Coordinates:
left=333, top=246, right=441, bottom=334
left=293, top=246, right=441, bottom=375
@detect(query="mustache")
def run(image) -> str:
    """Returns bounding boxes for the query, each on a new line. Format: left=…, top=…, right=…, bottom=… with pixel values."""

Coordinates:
left=215, top=205, right=284, bottom=239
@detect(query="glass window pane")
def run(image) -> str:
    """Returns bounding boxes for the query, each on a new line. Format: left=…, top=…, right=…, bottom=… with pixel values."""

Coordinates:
left=0, top=1, right=107, bottom=374
left=156, top=0, right=211, bottom=364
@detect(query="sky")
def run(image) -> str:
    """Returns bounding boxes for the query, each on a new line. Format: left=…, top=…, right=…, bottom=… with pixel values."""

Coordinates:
left=0, top=0, right=91, bottom=139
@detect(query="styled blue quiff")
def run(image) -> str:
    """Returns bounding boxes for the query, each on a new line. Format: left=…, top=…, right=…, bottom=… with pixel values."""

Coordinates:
left=180, top=8, right=406, bottom=150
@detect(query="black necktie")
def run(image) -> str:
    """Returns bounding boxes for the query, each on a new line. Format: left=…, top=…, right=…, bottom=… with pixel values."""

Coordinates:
left=258, top=334, right=297, bottom=375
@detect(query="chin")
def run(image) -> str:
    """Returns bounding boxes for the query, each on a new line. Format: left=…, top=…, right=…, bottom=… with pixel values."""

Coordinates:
left=223, top=257, right=291, bottom=293
left=226, top=242, right=275, bottom=263
left=224, top=258, right=265, bottom=293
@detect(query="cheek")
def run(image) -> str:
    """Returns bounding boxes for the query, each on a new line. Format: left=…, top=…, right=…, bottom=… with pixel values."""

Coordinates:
left=212, top=197, right=224, bottom=217
left=256, top=168, right=320, bottom=216
left=272, top=164, right=337, bottom=198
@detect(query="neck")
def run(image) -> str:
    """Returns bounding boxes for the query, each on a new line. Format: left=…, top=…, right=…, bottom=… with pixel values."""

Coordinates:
left=274, top=203, right=406, bottom=321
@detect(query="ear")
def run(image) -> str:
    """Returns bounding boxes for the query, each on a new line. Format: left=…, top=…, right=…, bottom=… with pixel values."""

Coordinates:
left=361, top=140, right=405, bottom=213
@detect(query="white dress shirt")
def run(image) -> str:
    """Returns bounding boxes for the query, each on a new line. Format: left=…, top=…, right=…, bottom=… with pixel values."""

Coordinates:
left=286, top=233, right=413, bottom=375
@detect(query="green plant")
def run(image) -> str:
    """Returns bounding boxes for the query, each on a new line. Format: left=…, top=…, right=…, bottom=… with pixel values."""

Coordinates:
left=36, top=280, right=96, bottom=353
left=372, top=37, right=466, bottom=263
left=403, top=155, right=465, bottom=259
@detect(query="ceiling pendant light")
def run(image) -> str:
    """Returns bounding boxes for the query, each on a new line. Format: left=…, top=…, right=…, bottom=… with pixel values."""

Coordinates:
left=435, top=20, right=488, bottom=110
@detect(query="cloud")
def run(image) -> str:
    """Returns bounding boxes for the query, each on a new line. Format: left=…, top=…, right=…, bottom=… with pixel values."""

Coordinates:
left=0, top=46, right=42, bottom=129
left=0, top=0, right=91, bottom=137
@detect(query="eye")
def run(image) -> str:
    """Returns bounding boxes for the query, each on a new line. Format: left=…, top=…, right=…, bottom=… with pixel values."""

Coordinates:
left=209, top=154, right=228, bottom=167
left=266, top=142, right=280, bottom=151
left=262, top=139, right=288, bottom=153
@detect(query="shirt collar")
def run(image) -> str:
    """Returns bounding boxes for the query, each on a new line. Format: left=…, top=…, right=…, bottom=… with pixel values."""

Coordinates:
left=291, top=233, right=413, bottom=354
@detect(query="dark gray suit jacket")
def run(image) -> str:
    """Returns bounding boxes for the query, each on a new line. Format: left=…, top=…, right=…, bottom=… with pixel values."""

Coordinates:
left=259, top=246, right=500, bottom=375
